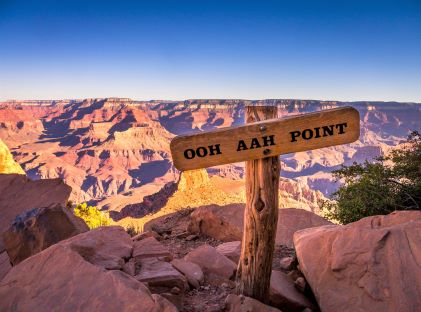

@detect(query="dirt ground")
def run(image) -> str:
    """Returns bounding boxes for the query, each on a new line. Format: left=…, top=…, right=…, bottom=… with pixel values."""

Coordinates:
left=145, top=208, right=297, bottom=312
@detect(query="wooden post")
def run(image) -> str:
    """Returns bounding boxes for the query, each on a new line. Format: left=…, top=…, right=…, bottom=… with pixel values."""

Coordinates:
left=236, top=105, right=280, bottom=302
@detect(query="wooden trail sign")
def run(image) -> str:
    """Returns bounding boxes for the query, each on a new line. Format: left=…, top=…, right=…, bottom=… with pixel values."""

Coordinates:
left=169, top=106, right=360, bottom=302
left=170, top=106, right=360, bottom=171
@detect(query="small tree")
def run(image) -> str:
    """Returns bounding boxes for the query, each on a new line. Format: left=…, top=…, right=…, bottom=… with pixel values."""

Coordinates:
left=323, top=131, right=421, bottom=224
left=74, top=202, right=111, bottom=229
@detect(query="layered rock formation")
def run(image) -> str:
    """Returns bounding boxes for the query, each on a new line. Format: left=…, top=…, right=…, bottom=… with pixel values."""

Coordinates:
left=1, top=98, right=420, bottom=224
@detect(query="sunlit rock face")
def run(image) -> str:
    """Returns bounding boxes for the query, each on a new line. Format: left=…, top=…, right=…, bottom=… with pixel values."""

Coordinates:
left=0, top=139, right=25, bottom=175
left=0, top=98, right=419, bottom=219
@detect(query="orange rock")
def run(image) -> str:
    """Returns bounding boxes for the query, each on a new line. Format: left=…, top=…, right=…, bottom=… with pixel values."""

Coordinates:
left=189, top=205, right=331, bottom=246
left=269, top=270, right=316, bottom=312
left=294, top=210, right=421, bottom=312
left=184, top=244, right=236, bottom=285
left=0, top=174, right=72, bottom=247
left=3, top=204, right=88, bottom=265
left=0, top=243, right=177, bottom=312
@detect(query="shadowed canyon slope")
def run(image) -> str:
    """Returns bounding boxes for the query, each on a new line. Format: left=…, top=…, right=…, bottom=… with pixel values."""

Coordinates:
left=1, top=98, right=420, bottom=222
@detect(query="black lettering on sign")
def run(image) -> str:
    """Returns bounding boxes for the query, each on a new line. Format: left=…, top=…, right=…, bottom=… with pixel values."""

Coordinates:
left=263, top=135, right=275, bottom=146
left=250, top=138, right=261, bottom=149
left=322, top=125, right=334, bottom=137
left=336, top=122, right=347, bottom=134
left=183, top=144, right=222, bottom=160
left=196, top=147, right=208, bottom=157
left=184, top=149, right=195, bottom=159
left=302, top=129, right=313, bottom=140
left=208, top=144, right=222, bottom=155
left=237, top=140, right=248, bottom=151
left=290, top=131, right=301, bottom=142
left=289, top=122, right=349, bottom=143
left=237, top=135, right=277, bottom=152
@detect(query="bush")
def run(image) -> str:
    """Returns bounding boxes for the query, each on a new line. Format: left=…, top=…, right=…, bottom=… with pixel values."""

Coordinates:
left=323, top=131, right=421, bottom=224
left=74, top=202, right=111, bottom=229
left=125, top=223, right=141, bottom=237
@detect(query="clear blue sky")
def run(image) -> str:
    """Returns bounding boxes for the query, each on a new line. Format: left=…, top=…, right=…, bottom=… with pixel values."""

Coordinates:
left=0, top=0, right=420, bottom=102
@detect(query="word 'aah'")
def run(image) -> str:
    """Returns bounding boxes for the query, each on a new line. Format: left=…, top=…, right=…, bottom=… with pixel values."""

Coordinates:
left=290, top=123, right=347, bottom=142
left=237, top=135, right=275, bottom=151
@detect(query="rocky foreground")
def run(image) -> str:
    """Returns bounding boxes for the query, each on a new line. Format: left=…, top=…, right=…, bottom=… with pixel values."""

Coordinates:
left=1, top=171, right=421, bottom=312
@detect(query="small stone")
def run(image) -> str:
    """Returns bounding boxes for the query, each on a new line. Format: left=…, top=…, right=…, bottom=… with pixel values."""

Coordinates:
left=203, top=286, right=210, bottom=291
left=221, top=282, right=229, bottom=288
left=132, top=231, right=160, bottom=241
left=287, top=270, right=303, bottom=281
left=279, top=256, right=295, bottom=271
left=294, top=277, right=307, bottom=293
left=185, top=234, right=199, bottom=241
left=122, top=258, right=136, bottom=276
left=170, top=286, right=181, bottom=295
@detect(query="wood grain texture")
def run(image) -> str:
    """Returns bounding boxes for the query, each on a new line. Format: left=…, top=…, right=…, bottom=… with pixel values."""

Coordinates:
left=236, top=106, right=280, bottom=302
left=170, top=106, right=360, bottom=171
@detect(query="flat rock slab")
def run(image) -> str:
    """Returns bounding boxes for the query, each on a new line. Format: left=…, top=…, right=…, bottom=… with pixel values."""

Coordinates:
left=225, top=294, right=282, bottom=312
left=3, top=204, right=88, bottom=265
left=184, top=244, right=236, bottom=285
left=171, top=258, right=204, bottom=289
left=62, top=226, right=133, bottom=270
left=135, top=257, right=188, bottom=292
left=269, top=270, right=315, bottom=312
left=189, top=205, right=331, bottom=246
left=0, top=239, right=177, bottom=312
left=215, top=241, right=241, bottom=264
left=294, top=210, right=421, bottom=312
left=133, top=237, right=173, bottom=262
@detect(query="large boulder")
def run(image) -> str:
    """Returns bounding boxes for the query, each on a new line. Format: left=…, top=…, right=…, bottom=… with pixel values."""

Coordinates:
left=62, top=226, right=132, bottom=270
left=294, top=210, right=421, bottom=312
left=188, top=204, right=244, bottom=242
left=3, top=204, right=88, bottom=265
left=189, top=204, right=331, bottom=246
left=0, top=174, right=71, bottom=250
left=0, top=139, right=25, bottom=175
left=0, top=229, right=177, bottom=312
left=184, top=244, right=236, bottom=285
left=225, top=294, right=281, bottom=312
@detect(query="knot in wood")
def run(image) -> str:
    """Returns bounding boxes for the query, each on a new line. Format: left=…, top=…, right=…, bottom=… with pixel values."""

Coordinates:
left=255, top=198, right=265, bottom=212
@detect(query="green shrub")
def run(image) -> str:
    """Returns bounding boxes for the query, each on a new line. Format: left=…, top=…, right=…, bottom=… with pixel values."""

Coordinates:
left=323, top=131, right=421, bottom=224
left=74, top=202, right=111, bottom=229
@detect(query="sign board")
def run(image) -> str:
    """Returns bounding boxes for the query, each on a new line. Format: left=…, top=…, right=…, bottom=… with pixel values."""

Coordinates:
left=170, top=106, right=360, bottom=171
